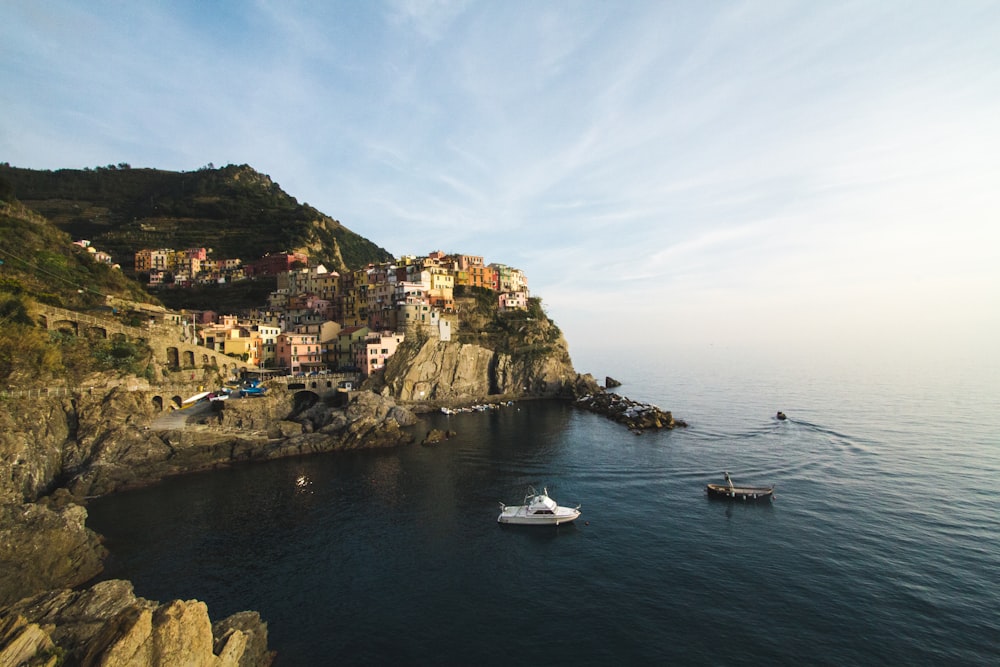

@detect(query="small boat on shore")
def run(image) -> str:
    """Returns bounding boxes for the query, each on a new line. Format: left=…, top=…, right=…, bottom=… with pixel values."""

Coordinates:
left=706, top=472, right=774, bottom=501
left=498, top=487, right=581, bottom=525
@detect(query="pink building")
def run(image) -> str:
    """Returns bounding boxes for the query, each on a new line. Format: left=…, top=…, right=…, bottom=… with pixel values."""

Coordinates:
left=276, top=332, right=321, bottom=374
left=499, top=292, right=528, bottom=312
left=356, top=332, right=405, bottom=377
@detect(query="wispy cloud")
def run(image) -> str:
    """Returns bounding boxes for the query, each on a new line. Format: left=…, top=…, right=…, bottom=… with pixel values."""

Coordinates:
left=2, top=0, right=998, bottom=364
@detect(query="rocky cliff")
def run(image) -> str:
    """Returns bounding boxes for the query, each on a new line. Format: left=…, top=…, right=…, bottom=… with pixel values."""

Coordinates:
left=372, top=329, right=599, bottom=406
left=0, top=383, right=416, bottom=504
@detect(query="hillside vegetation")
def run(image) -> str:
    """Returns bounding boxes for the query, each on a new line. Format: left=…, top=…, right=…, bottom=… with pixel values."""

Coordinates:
left=0, top=196, right=156, bottom=385
left=0, top=163, right=394, bottom=274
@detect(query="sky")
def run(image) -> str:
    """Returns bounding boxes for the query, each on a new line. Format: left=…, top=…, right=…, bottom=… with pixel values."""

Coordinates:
left=3, top=1, right=999, bottom=374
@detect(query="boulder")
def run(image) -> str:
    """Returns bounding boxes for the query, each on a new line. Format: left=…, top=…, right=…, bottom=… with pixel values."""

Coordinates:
left=0, top=501, right=105, bottom=607
left=421, top=428, right=457, bottom=446
left=0, top=579, right=273, bottom=667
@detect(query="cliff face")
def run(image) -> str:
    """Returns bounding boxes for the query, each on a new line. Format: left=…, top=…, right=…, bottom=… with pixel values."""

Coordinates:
left=0, top=385, right=415, bottom=504
left=0, top=498, right=105, bottom=608
left=375, top=329, right=597, bottom=405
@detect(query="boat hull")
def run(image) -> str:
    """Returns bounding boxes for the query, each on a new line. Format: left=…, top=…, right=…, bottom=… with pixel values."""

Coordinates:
left=706, top=483, right=774, bottom=501
left=497, top=507, right=581, bottom=525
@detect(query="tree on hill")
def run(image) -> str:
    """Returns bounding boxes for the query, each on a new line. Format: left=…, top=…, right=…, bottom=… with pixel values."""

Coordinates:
left=0, top=174, right=13, bottom=203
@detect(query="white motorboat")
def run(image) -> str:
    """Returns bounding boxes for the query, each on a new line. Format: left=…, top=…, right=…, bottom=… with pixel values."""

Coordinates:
left=497, top=487, right=581, bottom=525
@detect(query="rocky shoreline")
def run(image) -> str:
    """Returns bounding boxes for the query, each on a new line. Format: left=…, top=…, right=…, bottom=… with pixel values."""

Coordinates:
left=0, top=368, right=679, bottom=665
left=0, top=383, right=421, bottom=666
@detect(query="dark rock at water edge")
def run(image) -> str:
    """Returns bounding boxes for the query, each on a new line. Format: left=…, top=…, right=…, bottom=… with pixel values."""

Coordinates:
left=605, top=376, right=622, bottom=388
left=421, top=428, right=457, bottom=446
left=576, top=391, right=687, bottom=432
left=0, top=497, right=106, bottom=608
left=55, top=389, right=419, bottom=500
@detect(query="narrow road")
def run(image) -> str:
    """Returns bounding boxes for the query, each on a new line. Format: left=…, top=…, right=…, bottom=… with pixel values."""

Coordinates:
left=150, top=400, right=214, bottom=430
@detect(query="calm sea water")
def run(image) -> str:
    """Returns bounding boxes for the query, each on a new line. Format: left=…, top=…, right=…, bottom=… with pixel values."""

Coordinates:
left=87, top=353, right=1000, bottom=665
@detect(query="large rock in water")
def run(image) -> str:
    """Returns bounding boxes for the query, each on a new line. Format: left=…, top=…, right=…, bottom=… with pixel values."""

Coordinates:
left=0, top=579, right=273, bottom=666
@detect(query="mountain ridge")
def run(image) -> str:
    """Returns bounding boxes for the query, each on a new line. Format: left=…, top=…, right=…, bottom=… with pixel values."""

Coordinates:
left=0, top=163, right=394, bottom=274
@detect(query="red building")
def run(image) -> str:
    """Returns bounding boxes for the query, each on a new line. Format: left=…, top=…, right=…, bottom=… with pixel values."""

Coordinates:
left=250, top=252, right=309, bottom=277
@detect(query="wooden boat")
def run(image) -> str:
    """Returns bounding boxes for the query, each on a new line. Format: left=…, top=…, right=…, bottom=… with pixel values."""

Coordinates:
left=706, top=472, right=774, bottom=501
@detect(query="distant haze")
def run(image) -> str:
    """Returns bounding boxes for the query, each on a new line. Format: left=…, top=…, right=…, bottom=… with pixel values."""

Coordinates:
left=3, top=2, right=998, bottom=373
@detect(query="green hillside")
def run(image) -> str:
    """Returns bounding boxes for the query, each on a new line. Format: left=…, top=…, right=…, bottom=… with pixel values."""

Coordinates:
left=0, top=200, right=152, bottom=311
left=0, top=192, right=157, bottom=385
left=0, top=163, right=394, bottom=274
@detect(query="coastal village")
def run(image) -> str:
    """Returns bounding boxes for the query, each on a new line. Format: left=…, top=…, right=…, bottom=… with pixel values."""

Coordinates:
left=130, top=247, right=531, bottom=378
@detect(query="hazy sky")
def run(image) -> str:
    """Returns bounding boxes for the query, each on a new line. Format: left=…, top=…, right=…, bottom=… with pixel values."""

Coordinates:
left=3, top=1, right=998, bottom=371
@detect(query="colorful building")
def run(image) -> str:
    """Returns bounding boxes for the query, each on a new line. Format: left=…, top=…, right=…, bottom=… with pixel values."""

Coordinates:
left=275, top=332, right=321, bottom=374
left=357, top=332, right=405, bottom=377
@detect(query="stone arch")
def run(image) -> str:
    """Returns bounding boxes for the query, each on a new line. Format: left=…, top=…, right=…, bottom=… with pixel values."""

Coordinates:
left=111, top=332, right=127, bottom=343
left=84, top=325, right=108, bottom=339
left=53, top=319, right=77, bottom=335
left=292, top=390, right=320, bottom=413
left=170, top=395, right=183, bottom=410
left=166, top=347, right=180, bottom=368
left=201, top=353, right=210, bottom=366
left=152, top=395, right=164, bottom=411
left=182, top=350, right=195, bottom=367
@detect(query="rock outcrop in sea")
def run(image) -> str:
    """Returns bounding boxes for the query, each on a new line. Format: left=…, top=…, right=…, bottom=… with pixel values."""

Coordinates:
left=576, top=391, right=687, bottom=432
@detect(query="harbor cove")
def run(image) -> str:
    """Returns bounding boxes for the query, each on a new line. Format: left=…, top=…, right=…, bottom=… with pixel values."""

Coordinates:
left=83, top=352, right=1000, bottom=666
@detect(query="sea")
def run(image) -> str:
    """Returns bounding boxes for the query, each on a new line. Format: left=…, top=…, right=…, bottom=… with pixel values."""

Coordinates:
left=87, top=349, right=1000, bottom=666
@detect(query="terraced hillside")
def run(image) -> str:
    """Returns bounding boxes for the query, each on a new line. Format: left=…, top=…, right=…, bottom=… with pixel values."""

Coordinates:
left=0, top=163, right=393, bottom=274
